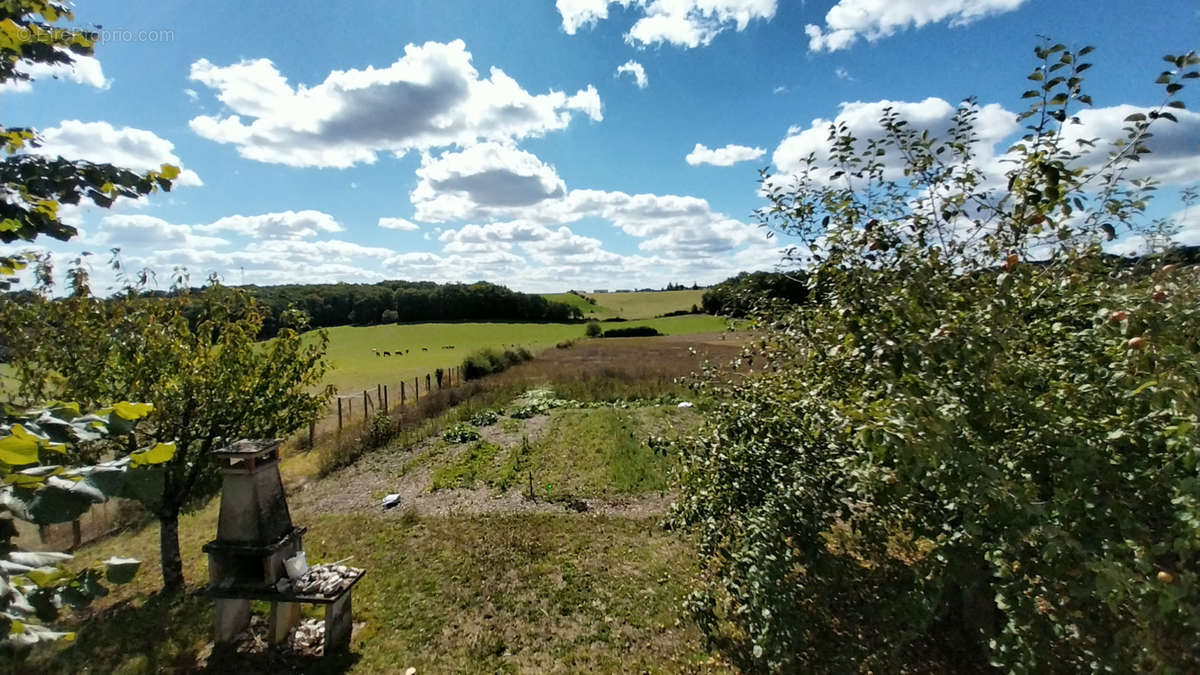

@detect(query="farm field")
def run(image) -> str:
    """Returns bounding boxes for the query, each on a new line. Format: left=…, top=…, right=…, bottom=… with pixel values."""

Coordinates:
left=27, top=335, right=743, bottom=674
left=541, top=289, right=706, bottom=320
left=307, top=313, right=729, bottom=395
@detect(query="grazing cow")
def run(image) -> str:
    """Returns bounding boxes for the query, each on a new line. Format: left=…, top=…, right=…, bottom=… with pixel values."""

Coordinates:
left=372, top=348, right=380, bottom=357
left=383, top=351, right=391, bottom=356
left=405, top=349, right=410, bottom=354
left=421, top=347, right=428, bottom=351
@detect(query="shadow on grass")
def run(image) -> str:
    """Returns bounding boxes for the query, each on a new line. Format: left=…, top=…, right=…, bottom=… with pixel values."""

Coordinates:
left=23, top=589, right=360, bottom=675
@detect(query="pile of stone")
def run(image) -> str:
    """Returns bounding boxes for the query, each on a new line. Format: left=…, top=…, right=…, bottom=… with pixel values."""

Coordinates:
left=290, top=563, right=362, bottom=597
left=289, top=618, right=325, bottom=656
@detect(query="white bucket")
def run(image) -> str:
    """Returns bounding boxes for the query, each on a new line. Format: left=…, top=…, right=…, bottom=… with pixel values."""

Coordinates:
left=284, top=551, right=308, bottom=580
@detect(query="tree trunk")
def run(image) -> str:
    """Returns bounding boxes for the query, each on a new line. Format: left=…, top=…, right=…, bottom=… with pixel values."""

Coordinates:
left=159, top=513, right=184, bottom=593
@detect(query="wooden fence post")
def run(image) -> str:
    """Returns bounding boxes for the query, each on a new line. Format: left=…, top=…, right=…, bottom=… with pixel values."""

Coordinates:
left=426, top=373, right=431, bottom=393
left=363, top=390, right=369, bottom=422
left=415, top=377, right=419, bottom=402
left=377, top=383, right=382, bottom=407
left=383, top=384, right=388, bottom=410
left=337, top=398, right=343, bottom=432
left=401, top=381, right=406, bottom=405
left=308, top=420, right=315, bottom=448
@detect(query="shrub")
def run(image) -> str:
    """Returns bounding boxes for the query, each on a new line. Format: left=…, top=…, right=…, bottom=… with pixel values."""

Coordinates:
left=442, top=422, right=481, bottom=443
left=555, top=339, right=575, bottom=349
left=469, top=408, right=500, bottom=426
left=673, top=46, right=1200, bottom=672
left=585, top=320, right=603, bottom=337
left=461, top=346, right=533, bottom=380
left=601, top=326, right=661, bottom=338
left=381, top=309, right=399, bottom=323
left=365, top=410, right=393, bottom=448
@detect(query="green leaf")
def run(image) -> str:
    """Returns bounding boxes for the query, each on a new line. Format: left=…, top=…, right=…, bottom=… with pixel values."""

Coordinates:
left=26, top=484, right=94, bottom=524
left=129, top=442, right=176, bottom=468
left=0, top=426, right=40, bottom=466
left=109, top=402, right=154, bottom=421
left=159, top=164, right=181, bottom=180
left=1123, top=113, right=1147, bottom=122
left=1128, top=380, right=1157, bottom=397
left=25, top=567, right=70, bottom=588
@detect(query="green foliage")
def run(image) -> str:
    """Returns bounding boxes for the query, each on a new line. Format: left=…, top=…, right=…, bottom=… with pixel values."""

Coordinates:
left=585, top=321, right=603, bottom=337
left=0, top=262, right=331, bottom=591
left=365, top=411, right=393, bottom=449
left=442, top=422, right=481, bottom=444
left=0, top=2, right=177, bottom=288
left=430, top=439, right=499, bottom=489
left=701, top=271, right=813, bottom=317
left=601, top=326, right=661, bottom=338
left=0, top=401, right=169, bottom=653
left=674, top=45, right=1200, bottom=672
left=461, top=345, right=533, bottom=380
left=249, top=279, right=579, bottom=337
left=468, top=408, right=500, bottom=427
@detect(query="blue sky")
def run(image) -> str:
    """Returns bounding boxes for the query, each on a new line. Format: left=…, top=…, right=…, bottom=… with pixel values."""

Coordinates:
left=3, top=0, right=1198, bottom=292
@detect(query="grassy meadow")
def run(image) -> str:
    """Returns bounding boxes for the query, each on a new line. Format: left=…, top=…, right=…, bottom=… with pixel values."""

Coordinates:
left=541, top=289, right=707, bottom=320
left=307, top=313, right=728, bottom=395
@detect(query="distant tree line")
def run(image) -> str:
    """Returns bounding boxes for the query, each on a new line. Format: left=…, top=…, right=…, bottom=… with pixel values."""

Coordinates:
left=702, top=247, right=1200, bottom=319
left=242, top=280, right=581, bottom=337
left=700, top=271, right=813, bottom=317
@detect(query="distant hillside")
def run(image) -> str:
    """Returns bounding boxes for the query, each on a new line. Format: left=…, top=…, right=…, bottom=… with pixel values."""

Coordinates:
left=541, top=289, right=705, bottom=319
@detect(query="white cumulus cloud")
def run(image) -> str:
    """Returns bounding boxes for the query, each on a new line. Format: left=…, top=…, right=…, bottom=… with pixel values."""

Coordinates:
left=411, top=142, right=568, bottom=223
left=194, top=210, right=344, bottom=239
left=1, top=54, right=109, bottom=92
left=188, top=40, right=603, bottom=168
left=805, top=0, right=1029, bottom=52
left=686, top=142, right=766, bottom=166
left=33, top=121, right=203, bottom=187
left=616, top=60, right=648, bottom=89
left=558, top=0, right=776, bottom=48
left=378, top=217, right=420, bottom=231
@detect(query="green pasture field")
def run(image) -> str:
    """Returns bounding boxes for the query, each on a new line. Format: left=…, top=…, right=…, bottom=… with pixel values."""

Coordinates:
left=307, top=314, right=729, bottom=395
left=542, top=289, right=706, bottom=319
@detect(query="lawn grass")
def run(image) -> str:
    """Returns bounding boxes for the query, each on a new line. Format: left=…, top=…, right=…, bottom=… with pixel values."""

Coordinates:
left=30, top=514, right=728, bottom=674
left=307, top=315, right=729, bottom=395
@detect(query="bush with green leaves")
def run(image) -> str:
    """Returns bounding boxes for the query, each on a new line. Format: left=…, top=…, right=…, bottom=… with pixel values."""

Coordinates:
left=585, top=321, right=602, bottom=337
left=1, top=401, right=174, bottom=655
left=601, top=326, right=661, bottom=338
left=442, top=422, right=481, bottom=444
left=469, top=409, right=500, bottom=427
left=673, top=45, right=1200, bottom=672
left=460, top=346, right=533, bottom=380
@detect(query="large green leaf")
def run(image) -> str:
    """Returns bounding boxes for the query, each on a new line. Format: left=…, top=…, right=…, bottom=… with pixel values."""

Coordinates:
left=129, top=442, right=176, bottom=467
left=109, top=402, right=153, bottom=421
left=24, top=483, right=94, bottom=524
left=0, top=426, right=39, bottom=466
left=117, top=466, right=165, bottom=511
left=25, top=567, right=70, bottom=588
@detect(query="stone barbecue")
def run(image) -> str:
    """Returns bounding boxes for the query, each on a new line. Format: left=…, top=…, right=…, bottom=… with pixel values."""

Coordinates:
left=203, top=438, right=364, bottom=654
